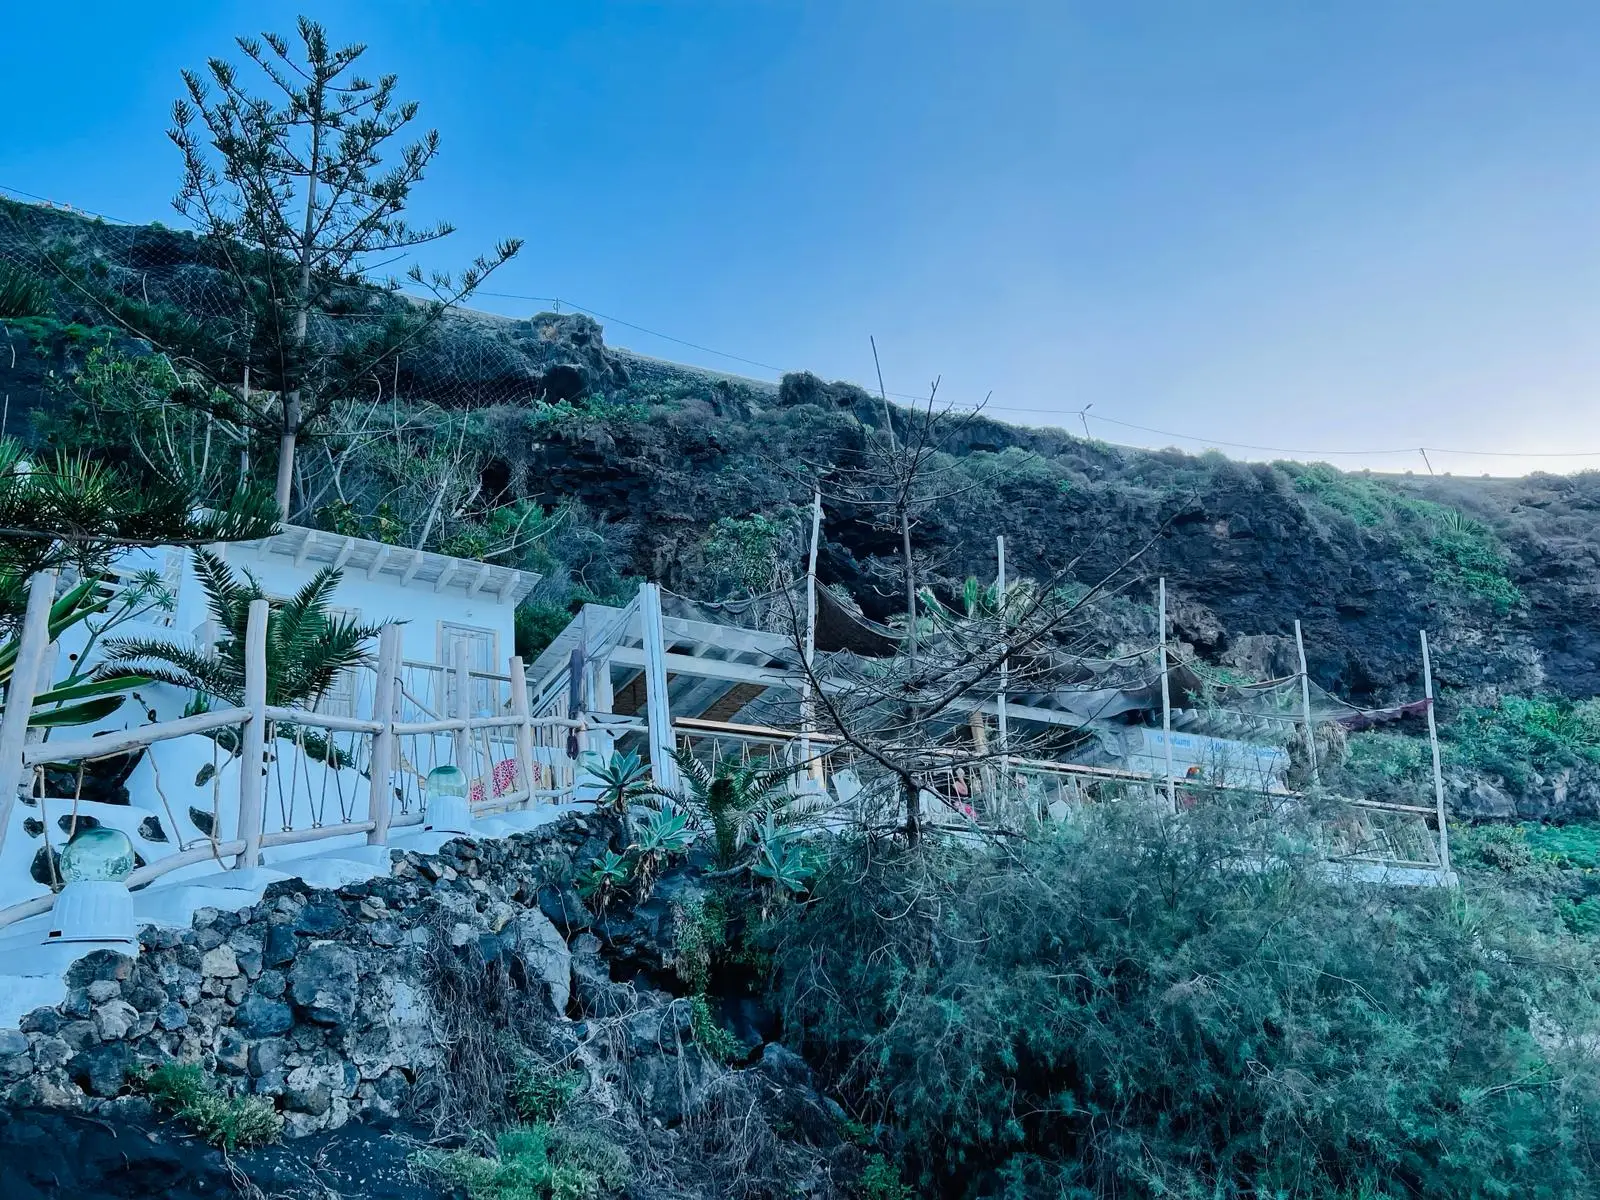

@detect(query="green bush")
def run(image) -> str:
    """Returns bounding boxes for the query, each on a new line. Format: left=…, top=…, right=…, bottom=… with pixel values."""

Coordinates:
left=688, top=992, right=743, bottom=1064
left=417, top=1123, right=630, bottom=1200
left=1450, top=695, right=1600, bottom=790
left=508, top=1059, right=584, bottom=1124
left=0, top=262, right=48, bottom=318
left=769, top=799, right=1600, bottom=1199
left=859, top=1153, right=914, bottom=1200
left=142, top=1061, right=283, bottom=1151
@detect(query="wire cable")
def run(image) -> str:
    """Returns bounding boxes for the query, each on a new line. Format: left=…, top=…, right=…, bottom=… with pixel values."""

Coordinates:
left=10, top=184, right=1600, bottom=462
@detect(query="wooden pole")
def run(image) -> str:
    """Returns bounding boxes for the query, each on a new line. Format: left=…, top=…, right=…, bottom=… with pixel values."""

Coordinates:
left=1294, top=619, right=1320, bottom=787
left=996, top=535, right=1009, bottom=759
left=452, top=640, right=471, bottom=770
left=234, top=597, right=269, bottom=868
left=1159, top=578, right=1175, bottom=812
left=366, top=624, right=402, bottom=846
left=801, top=489, right=823, bottom=786
left=509, top=654, right=535, bottom=808
left=639, top=582, right=679, bottom=791
left=0, top=570, right=55, bottom=860
left=1420, top=629, right=1452, bottom=875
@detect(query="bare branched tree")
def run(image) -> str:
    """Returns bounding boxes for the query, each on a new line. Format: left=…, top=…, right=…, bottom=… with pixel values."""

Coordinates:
left=778, top=354, right=1167, bottom=843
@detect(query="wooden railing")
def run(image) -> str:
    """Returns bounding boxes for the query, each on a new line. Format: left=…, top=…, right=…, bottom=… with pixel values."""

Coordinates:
left=0, top=586, right=581, bottom=932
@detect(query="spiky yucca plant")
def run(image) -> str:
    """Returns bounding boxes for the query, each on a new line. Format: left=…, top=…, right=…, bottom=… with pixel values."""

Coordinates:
left=100, top=550, right=386, bottom=711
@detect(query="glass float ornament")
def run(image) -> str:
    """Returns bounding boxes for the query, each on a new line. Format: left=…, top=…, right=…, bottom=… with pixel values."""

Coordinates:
left=423, top=764, right=474, bottom=834
left=45, top=826, right=137, bottom=946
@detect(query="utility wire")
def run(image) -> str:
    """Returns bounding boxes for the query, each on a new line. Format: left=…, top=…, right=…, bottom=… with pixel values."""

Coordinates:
left=9, top=185, right=1600, bottom=462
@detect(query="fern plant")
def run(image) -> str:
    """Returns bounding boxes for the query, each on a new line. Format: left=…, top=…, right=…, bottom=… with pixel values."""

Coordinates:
left=668, top=748, right=794, bottom=869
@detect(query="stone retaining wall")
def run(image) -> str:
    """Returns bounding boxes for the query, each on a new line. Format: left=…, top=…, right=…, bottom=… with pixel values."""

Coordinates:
left=0, top=818, right=604, bottom=1137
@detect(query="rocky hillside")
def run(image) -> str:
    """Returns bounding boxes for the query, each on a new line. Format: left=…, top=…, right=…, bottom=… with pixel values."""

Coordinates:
left=6, top=199, right=1600, bottom=815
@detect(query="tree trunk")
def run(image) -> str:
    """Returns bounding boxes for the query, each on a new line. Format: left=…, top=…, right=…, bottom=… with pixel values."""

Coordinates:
left=900, top=505, right=922, bottom=840
left=277, top=85, right=323, bottom=520
left=901, top=505, right=917, bottom=670
left=274, top=390, right=300, bottom=517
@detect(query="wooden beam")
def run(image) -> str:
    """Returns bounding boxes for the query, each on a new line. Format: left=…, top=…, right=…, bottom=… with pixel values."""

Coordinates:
left=468, top=564, right=492, bottom=597
left=639, top=583, right=679, bottom=791
left=293, top=529, right=316, bottom=568
left=400, top=550, right=425, bottom=586
left=331, top=536, right=356, bottom=572
left=610, top=645, right=800, bottom=690
left=366, top=546, right=392, bottom=581
left=235, top=598, right=269, bottom=869
left=434, top=561, right=458, bottom=593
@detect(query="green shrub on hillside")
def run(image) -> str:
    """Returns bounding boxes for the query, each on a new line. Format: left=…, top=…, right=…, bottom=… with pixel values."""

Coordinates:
left=1283, top=465, right=1522, bottom=613
left=0, top=262, right=49, bottom=318
left=416, top=1123, right=630, bottom=1200
left=769, top=798, right=1600, bottom=1199
left=142, top=1062, right=283, bottom=1151
left=1450, top=695, right=1600, bottom=789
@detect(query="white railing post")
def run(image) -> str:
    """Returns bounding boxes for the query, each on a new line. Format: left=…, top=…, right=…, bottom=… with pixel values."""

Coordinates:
left=234, top=598, right=269, bottom=869
left=639, top=582, right=679, bottom=791
left=509, top=654, right=535, bottom=805
left=453, top=641, right=472, bottom=770
left=1159, top=577, right=1175, bottom=813
left=1420, top=629, right=1452, bottom=877
left=1295, top=618, right=1320, bottom=788
left=366, top=625, right=403, bottom=846
left=0, top=570, right=57, bottom=860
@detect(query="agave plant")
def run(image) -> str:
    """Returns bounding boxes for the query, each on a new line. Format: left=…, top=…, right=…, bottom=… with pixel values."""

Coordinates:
left=581, top=749, right=653, bottom=816
left=576, top=849, right=631, bottom=915
left=101, top=550, right=385, bottom=710
left=0, top=574, right=159, bottom=730
left=627, top=804, right=696, bottom=901
left=749, top=815, right=818, bottom=916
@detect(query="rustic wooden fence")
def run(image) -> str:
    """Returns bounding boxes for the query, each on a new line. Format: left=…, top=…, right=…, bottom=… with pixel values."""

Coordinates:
left=0, top=574, right=580, bottom=932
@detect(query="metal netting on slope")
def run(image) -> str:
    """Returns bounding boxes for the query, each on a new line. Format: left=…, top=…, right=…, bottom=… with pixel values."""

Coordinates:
left=0, top=194, right=603, bottom=424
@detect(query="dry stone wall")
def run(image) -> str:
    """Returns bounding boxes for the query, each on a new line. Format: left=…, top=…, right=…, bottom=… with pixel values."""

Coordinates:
left=0, top=819, right=607, bottom=1137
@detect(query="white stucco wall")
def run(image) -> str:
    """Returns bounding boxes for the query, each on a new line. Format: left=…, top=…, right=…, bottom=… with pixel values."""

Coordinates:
left=2, top=538, right=535, bottom=912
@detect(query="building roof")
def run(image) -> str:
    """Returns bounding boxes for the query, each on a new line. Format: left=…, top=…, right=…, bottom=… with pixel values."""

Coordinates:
left=219, top=524, right=540, bottom=606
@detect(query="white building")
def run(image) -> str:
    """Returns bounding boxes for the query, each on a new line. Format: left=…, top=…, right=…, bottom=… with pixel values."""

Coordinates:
left=0, top=526, right=540, bottom=917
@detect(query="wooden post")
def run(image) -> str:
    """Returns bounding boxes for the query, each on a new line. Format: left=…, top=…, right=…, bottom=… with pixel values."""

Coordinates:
left=1159, top=578, right=1175, bottom=812
left=1295, top=619, right=1320, bottom=787
left=996, top=535, right=1009, bottom=760
left=0, top=570, right=56, bottom=860
left=1420, top=629, right=1452, bottom=875
left=639, top=582, right=679, bottom=791
left=452, top=641, right=471, bottom=770
left=801, top=489, right=823, bottom=786
left=235, top=598, right=269, bottom=869
left=509, top=654, right=535, bottom=808
left=366, top=624, right=402, bottom=846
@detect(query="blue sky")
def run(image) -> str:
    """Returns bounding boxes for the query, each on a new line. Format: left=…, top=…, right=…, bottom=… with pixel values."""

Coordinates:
left=2, top=2, right=1598, bottom=474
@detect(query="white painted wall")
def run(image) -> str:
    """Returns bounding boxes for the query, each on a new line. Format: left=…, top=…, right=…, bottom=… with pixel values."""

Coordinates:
left=1, top=540, right=531, bottom=912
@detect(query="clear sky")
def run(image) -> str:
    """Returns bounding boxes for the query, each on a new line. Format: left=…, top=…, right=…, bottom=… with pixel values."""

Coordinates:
left=2, top=2, right=1598, bottom=475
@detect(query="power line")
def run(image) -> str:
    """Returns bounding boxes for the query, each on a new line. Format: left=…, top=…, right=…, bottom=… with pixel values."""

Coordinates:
left=9, top=185, right=1600, bottom=463
left=479, top=290, right=792, bottom=376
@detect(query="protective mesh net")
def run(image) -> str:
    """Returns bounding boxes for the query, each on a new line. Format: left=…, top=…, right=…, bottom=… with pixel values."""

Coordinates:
left=0, top=193, right=611, bottom=434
